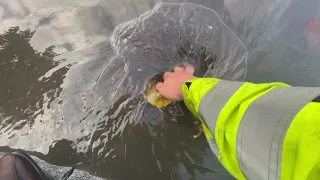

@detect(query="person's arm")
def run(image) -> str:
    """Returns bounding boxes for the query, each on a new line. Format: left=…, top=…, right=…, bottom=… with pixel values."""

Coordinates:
left=180, top=77, right=320, bottom=180
left=157, top=65, right=320, bottom=180
left=180, top=77, right=290, bottom=179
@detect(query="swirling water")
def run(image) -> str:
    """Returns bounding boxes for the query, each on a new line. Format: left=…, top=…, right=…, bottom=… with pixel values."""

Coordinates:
left=0, top=0, right=320, bottom=179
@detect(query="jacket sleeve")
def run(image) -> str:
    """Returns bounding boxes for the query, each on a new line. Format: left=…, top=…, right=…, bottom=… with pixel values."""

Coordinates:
left=180, top=77, right=320, bottom=180
left=180, top=78, right=220, bottom=138
left=180, top=78, right=291, bottom=179
left=180, top=78, right=289, bottom=138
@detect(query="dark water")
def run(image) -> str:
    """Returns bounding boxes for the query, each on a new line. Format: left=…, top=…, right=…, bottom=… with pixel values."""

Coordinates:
left=0, top=0, right=320, bottom=180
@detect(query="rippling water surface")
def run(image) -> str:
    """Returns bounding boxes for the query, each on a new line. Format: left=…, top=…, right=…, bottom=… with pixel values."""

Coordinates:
left=0, top=0, right=320, bottom=179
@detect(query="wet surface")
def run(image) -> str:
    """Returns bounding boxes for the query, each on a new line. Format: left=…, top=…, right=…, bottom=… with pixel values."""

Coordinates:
left=0, top=0, right=320, bottom=179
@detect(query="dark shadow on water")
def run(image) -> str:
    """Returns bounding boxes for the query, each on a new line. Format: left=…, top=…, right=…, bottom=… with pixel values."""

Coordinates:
left=0, top=102, right=231, bottom=180
left=0, top=26, right=70, bottom=130
left=64, top=94, right=228, bottom=179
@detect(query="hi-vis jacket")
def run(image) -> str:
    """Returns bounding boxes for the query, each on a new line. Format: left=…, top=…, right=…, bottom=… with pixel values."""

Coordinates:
left=181, top=78, right=320, bottom=180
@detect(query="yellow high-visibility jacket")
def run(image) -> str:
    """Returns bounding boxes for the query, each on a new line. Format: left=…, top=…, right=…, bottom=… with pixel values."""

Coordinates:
left=180, top=78, right=320, bottom=180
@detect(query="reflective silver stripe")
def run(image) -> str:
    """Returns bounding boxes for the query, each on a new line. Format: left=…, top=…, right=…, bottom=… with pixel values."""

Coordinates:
left=237, top=86, right=320, bottom=180
left=199, top=80, right=244, bottom=135
left=207, top=137, right=220, bottom=157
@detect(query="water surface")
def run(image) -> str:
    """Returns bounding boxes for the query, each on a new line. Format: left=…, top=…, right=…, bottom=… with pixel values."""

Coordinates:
left=0, top=0, right=319, bottom=179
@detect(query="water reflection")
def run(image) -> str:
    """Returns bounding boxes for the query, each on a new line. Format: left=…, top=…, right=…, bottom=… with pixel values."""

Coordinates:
left=59, top=3, right=246, bottom=179
left=0, top=0, right=320, bottom=180
left=0, top=1, right=245, bottom=179
left=245, top=0, right=320, bottom=86
left=0, top=26, right=70, bottom=135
